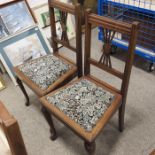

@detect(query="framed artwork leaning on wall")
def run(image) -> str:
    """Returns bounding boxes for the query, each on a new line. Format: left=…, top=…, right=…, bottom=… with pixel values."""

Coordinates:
left=0, top=0, right=35, bottom=40
left=0, top=26, right=51, bottom=85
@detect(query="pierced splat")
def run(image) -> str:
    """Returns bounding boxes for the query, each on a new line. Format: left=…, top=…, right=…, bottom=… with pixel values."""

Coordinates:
left=99, top=28, right=116, bottom=68
left=59, top=11, right=69, bottom=44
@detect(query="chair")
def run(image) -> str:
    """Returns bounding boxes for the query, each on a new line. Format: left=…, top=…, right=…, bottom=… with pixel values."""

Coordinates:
left=14, top=0, right=82, bottom=106
left=0, top=101, right=27, bottom=155
left=40, top=10, right=139, bottom=154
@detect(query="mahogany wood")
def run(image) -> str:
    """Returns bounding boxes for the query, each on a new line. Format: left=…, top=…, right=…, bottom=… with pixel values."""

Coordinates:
left=16, top=77, right=30, bottom=106
left=0, top=101, right=27, bottom=155
left=40, top=9, right=139, bottom=154
left=49, top=0, right=82, bottom=77
left=41, top=106, right=57, bottom=140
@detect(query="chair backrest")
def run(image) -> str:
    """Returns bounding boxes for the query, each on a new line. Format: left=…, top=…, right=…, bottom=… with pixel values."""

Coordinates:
left=84, top=10, right=139, bottom=101
left=48, top=0, right=82, bottom=77
left=0, top=101, right=27, bottom=155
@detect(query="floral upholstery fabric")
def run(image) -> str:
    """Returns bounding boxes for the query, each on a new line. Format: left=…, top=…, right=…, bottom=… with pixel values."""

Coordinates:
left=18, top=55, right=72, bottom=90
left=46, top=79, right=115, bottom=132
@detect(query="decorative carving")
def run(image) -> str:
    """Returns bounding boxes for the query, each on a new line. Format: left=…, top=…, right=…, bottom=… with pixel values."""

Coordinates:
left=99, top=28, right=115, bottom=68
left=59, top=11, right=69, bottom=44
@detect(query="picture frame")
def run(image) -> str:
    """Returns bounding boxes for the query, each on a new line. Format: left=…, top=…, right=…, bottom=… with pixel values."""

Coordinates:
left=0, top=25, right=52, bottom=85
left=0, top=0, right=35, bottom=40
left=32, top=4, right=50, bottom=28
left=0, top=75, right=6, bottom=91
left=32, top=3, right=75, bottom=40
left=32, top=4, right=60, bottom=28
left=27, top=0, right=48, bottom=8
left=0, top=0, right=15, bottom=6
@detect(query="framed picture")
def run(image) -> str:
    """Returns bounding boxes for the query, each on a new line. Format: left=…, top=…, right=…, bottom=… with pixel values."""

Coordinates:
left=0, top=1, right=35, bottom=40
left=33, top=3, right=75, bottom=39
left=0, top=16, right=10, bottom=39
left=41, top=11, right=50, bottom=28
left=0, top=0, right=15, bottom=5
left=33, top=4, right=50, bottom=28
left=0, top=26, right=51, bottom=85
left=33, top=4, right=60, bottom=28
left=27, top=0, right=48, bottom=8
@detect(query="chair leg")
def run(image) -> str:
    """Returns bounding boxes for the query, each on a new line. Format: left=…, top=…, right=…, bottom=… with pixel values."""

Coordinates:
left=84, top=141, right=96, bottom=155
left=41, top=106, right=57, bottom=140
left=16, top=77, right=30, bottom=106
left=119, top=103, right=125, bottom=132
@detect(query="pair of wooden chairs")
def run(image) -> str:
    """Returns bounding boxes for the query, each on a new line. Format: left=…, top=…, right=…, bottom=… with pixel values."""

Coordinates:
left=0, top=101, right=27, bottom=155
left=14, top=0, right=139, bottom=154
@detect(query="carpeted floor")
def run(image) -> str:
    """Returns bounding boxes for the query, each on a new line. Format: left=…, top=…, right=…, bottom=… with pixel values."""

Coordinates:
left=0, top=29, right=155, bottom=155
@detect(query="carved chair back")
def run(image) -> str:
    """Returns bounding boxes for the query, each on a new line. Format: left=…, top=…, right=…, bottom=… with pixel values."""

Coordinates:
left=0, top=101, right=27, bottom=155
left=49, top=0, right=82, bottom=77
left=84, top=11, right=139, bottom=103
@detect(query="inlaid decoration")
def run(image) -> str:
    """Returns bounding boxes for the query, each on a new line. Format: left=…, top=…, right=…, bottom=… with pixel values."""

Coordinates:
left=99, top=28, right=116, bottom=68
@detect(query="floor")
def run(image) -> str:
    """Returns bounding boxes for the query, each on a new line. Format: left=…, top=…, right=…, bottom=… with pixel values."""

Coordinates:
left=0, top=29, right=155, bottom=155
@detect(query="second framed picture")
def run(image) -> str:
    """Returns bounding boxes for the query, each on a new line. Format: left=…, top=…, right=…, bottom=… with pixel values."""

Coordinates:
left=0, top=0, right=35, bottom=40
left=32, top=3, right=75, bottom=40
left=0, top=26, right=51, bottom=85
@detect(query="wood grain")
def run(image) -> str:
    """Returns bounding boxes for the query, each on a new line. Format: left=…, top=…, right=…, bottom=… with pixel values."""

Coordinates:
left=0, top=101, right=27, bottom=155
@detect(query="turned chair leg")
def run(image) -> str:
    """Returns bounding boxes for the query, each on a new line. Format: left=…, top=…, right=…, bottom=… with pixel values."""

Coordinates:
left=119, top=103, right=125, bottom=132
left=84, top=141, right=96, bottom=155
left=41, top=106, right=57, bottom=140
left=16, top=77, right=30, bottom=106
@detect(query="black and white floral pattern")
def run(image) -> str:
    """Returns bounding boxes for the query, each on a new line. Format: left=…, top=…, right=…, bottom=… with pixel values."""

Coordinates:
left=18, top=55, right=72, bottom=90
left=47, top=79, right=115, bottom=132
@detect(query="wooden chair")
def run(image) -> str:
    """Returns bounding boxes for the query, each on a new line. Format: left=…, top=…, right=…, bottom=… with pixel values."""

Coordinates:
left=0, top=101, right=27, bottom=155
left=40, top=10, right=139, bottom=154
left=14, top=0, right=82, bottom=106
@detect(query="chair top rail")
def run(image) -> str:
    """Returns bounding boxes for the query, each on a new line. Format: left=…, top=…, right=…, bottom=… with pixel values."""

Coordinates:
left=88, top=13, right=133, bottom=35
left=49, top=0, right=77, bottom=15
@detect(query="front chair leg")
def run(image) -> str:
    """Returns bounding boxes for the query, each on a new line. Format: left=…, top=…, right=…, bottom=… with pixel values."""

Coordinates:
left=84, top=141, right=96, bottom=155
left=16, top=77, right=30, bottom=106
left=119, top=103, right=125, bottom=132
left=41, top=106, right=57, bottom=140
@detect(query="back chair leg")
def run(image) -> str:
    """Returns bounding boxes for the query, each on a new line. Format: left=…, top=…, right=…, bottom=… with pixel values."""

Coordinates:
left=84, top=141, right=96, bottom=155
left=119, top=103, right=125, bottom=132
left=16, top=77, right=30, bottom=106
left=41, top=106, right=57, bottom=140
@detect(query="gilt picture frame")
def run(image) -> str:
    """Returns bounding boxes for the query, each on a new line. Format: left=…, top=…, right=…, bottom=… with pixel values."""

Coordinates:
left=0, top=75, right=6, bottom=91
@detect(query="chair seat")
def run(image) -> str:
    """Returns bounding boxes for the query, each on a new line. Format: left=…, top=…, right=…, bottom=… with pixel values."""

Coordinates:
left=14, top=54, right=77, bottom=96
left=40, top=76, right=122, bottom=142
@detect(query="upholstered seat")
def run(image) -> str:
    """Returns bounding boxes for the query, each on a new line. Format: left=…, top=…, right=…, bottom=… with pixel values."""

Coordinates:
left=14, top=54, right=77, bottom=96
left=18, top=55, right=73, bottom=90
left=40, top=76, right=122, bottom=142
